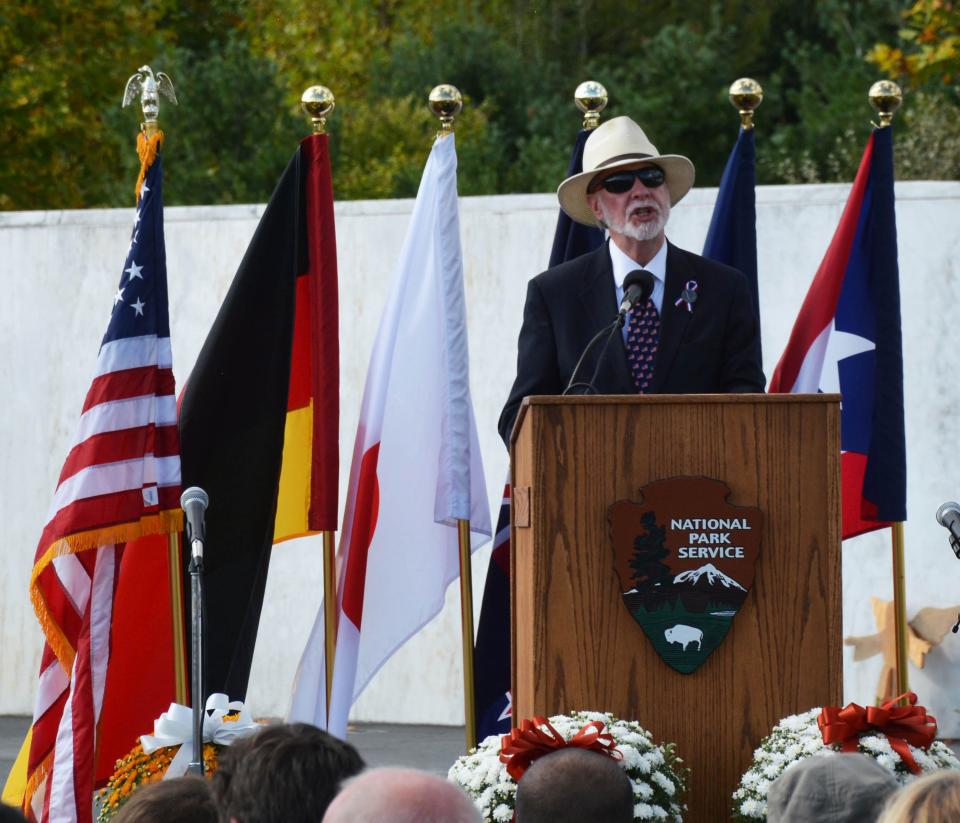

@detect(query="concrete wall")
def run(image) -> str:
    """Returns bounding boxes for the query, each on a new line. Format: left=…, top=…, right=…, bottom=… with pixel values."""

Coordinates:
left=2, top=180, right=959, bottom=735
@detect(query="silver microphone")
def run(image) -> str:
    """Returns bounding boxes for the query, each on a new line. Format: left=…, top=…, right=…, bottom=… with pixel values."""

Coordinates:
left=936, top=501, right=960, bottom=558
left=180, top=486, right=209, bottom=558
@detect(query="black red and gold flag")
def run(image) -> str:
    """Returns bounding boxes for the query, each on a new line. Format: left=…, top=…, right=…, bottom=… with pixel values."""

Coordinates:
left=178, top=133, right=339, bottom=700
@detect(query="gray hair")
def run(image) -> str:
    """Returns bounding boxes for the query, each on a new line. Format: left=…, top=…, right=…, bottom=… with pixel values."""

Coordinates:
left=322, top=767, right=480, bottom=823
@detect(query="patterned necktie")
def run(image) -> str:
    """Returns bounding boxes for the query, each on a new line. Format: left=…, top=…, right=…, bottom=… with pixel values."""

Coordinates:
left=625, top=297, right=660, bottom=393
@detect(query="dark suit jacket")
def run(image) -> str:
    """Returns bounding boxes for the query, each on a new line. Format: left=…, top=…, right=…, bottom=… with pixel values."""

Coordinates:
left=498, top=241, right=765, bottom=445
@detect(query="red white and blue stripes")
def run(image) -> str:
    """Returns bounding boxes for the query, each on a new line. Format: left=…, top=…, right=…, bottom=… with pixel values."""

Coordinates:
left=25, top=137, right=182, bottom=823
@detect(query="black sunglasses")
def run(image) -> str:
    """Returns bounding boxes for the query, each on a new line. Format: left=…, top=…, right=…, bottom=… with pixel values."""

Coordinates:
left=593, top=165, right=666, bottom=194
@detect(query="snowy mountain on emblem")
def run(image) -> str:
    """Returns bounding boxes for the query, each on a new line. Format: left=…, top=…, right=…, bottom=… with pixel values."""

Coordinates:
left=673, top=563, right=746, bottom=592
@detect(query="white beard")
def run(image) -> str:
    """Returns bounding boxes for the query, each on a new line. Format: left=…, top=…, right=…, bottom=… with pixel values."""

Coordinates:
left=601, top=197, right=670, bottom=241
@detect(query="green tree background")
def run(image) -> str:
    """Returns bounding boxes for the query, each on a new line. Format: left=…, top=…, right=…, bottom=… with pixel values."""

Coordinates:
left=1, top=0, right=957, bottom=210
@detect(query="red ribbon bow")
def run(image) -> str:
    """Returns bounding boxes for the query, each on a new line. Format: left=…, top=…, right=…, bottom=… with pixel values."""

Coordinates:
left=817, top=692, right=937, bottom=774
left=499, top=717, right=622, bottom=782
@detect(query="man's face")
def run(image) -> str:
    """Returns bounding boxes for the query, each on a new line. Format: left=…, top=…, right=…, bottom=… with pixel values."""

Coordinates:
left=587, top=163, right=671, bottom=243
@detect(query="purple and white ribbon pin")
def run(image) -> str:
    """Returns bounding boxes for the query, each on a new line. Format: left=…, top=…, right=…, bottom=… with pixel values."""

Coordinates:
left=674, top=280, right=698, bottom=313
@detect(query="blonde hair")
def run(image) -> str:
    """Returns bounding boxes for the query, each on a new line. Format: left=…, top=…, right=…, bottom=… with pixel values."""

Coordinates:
left=877, top=770, right=960, bottom=823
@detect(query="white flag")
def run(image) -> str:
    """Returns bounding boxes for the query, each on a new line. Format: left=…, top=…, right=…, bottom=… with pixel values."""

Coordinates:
left=290, top=134, right=491, bottom=735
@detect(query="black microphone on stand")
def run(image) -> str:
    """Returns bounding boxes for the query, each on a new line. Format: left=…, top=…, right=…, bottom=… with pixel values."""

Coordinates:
left=180, top=486, right=209, bottom=776
left=618, top=269, right=655, bottom=322
left=564, top=269, right=655, bottom=396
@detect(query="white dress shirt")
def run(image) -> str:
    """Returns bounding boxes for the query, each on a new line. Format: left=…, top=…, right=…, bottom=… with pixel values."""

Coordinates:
left=608, top=238, right=667, bottom=341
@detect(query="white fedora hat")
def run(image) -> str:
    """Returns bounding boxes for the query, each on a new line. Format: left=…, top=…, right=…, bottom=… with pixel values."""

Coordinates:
left=557, top=116, right=695, bottom=227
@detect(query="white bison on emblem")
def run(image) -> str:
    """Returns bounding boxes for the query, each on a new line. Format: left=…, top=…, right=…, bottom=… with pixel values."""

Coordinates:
left=664, top=624, right=703, bottom=651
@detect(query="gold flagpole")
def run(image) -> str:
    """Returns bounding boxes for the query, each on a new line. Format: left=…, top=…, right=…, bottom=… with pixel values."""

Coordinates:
left=123, top=67, right=189, bottom=706
left=729, top=78, right=763, bottom=129
left=868, top=79, right=907, bottom=700
left=322, top=530, right=338, bottom=714
left=426, top=84, right=478, bottom=751
left=574, top=81, right=608, bottom=130
left=168, top=533, right=189, bottom=703
left=301, top=85, right=339, bottom=719
left=891, top=522, right=910, bottom=696
left=457, top=518, right=478, bottom=752
left=154, top=90, right=187, bottom=700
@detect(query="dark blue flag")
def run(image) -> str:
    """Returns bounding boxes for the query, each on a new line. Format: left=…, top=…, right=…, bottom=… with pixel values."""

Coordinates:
left=473, top=130, right=604, bottom=741
left=702, top=128, right=760, bottom=347
left=548, top=129, right=607, bottom=267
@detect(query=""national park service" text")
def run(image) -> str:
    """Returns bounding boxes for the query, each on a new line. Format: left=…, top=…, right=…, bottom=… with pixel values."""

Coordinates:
left=671, top=518, right=752, bottom=559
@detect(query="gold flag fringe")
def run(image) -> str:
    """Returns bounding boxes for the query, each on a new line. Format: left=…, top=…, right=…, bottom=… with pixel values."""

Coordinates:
left=29, top=509, right=184, bottom=675
left=135, top=131, right=164, bottom=202
left=23, top=506, right=183, bottom=815
left=23, top=751, right=53, bottom=818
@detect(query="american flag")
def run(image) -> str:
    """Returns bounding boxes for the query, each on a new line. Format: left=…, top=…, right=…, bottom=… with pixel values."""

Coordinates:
left=23, top=135, right=182, bottom=823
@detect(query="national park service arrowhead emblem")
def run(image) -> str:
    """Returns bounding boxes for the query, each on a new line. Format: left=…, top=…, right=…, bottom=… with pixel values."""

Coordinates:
left=609, top=476, right=763, bottom=674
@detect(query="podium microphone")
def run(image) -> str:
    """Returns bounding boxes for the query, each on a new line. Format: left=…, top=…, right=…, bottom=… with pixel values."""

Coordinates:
left=618, top=269, right=655, bottom=322
left=564, top=270, right=656, bottom=396
left=181, top=486, right=209, bottom=560
left=935, top=501, right=960, bottom=559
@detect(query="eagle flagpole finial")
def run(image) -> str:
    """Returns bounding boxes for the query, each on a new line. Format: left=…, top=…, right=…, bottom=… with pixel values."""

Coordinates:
left=123, top=65, right=178, bottom=137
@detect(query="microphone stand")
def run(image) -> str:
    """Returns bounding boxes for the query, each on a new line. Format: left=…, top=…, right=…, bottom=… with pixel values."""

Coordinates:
left=564, top=272, right=651, bottom=396
left=563, top=316, right=624, bottom=396
left=187, top=533, right=205, bottom=776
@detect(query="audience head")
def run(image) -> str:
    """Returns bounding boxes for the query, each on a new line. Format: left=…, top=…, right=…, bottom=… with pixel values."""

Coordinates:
left=113, top=777, right=216, bottom=823
left=513, top=748, right=633, bottom=823
left=767, top=752, right=899, bottom=822
left=322, top=767, right=480, bottom=823
left=877, top=769, right=960, bottom=823
left=0, top=804, right=28, bottom=823
left=211, top=721, right=364, bottom=823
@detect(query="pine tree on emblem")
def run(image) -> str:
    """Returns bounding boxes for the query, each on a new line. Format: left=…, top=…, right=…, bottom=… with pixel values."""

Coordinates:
left=629, top=512, right=672, bottom=599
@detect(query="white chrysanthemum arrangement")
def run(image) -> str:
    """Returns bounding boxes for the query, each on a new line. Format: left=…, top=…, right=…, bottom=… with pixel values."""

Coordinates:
left=448, top=711, right=688, bottom=822
left=732, top=707, right=960, bottom=821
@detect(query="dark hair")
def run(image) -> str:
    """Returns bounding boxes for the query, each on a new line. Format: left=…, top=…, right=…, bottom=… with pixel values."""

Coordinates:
left=112, top=777, right=216, bottom=823
left=514, top=748, right=633, bottom=823
left=0, top=804, right=27, bottom=823
left=210, top=722, right=365, bottom=823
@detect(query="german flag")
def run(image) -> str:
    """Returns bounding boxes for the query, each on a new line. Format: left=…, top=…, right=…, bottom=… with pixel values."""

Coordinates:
left=178, top=133, right=339, bottom=700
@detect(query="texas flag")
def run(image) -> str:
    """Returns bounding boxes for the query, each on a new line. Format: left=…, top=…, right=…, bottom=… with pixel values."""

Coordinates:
left=290, top=133, right=491, bottom=736
left=769, top=126, right=906, bottom=538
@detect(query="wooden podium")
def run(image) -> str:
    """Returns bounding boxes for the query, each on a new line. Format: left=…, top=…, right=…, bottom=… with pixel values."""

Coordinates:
left=509, top=395, right=841, bottom=823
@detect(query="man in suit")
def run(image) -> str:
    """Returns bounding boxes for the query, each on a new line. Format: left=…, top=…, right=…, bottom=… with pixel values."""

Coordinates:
left=499, top=116, right=765, bottom=445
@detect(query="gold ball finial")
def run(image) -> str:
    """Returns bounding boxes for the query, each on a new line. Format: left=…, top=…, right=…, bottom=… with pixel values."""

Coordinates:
left=574, top=81, right=608, bottom=130
left=429, top=84, right=463, bottom=137
left=301, top=85, right=335, bottom=134
left=729, top=78, right=763, bottom=130
left=869, top=80, right=902, bottom=128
